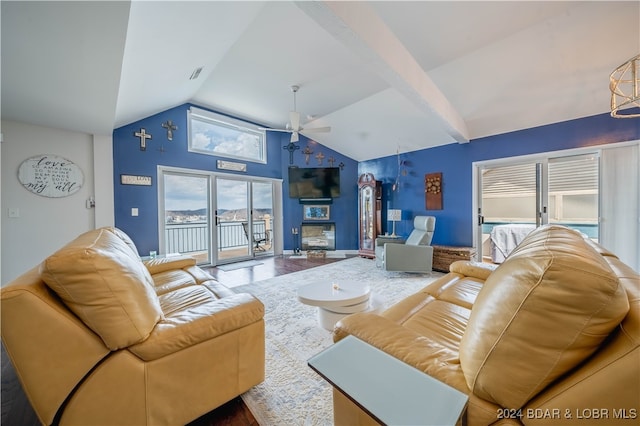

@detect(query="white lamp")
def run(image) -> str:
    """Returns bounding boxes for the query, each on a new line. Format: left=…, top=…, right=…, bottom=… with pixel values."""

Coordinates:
left=388, top=209, right=402, bottom=237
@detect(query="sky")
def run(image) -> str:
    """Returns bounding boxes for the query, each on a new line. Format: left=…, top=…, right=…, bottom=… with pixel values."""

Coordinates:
left=191, top=118, right=262, bottom=161
left=164, top=174, right=273, bottom=211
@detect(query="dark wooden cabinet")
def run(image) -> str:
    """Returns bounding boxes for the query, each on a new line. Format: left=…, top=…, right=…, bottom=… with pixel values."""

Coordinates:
left=358, top=173, right=382, bottom=258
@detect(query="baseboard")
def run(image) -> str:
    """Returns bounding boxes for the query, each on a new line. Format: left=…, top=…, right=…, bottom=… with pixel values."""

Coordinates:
left=284, top=249, right=357, bottom=258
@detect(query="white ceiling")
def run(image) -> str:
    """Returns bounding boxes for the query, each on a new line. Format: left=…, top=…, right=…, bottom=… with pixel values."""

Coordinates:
left=2, top=1, right=639, bottom=161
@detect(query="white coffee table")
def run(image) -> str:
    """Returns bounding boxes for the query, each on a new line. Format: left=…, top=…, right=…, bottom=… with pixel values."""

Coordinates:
left=297, top=281, right=381, bottom=330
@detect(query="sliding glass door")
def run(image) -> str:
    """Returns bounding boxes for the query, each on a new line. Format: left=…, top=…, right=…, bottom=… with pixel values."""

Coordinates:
left=547, top=154, right=599, bottom=237
left=477, top=161, right=541, bottom=263
left=476, top=152, right=599, bottom=263
left=213, top=177, right=275, bottom=264
left=252, top=181, right=274, bottom=253
left=215, top=178, right=250, bottom=262
left=159, top=166, right=277, bottom=266
left=162, top=172, right=211, bottom=264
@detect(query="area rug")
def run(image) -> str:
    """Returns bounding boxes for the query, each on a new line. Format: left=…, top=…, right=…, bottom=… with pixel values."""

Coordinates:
left=217, top=260, right=263, bottom=271
left=233, top=257, right=443, bottom=426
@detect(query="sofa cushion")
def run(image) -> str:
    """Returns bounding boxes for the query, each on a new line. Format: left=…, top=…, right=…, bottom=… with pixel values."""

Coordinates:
left=129, top=289, right=264, bottom=360
left=41, top=228, right=163, bottom=350
left=151, top=269, right=198, bottom=296
left=459, top=225, right=630, bottom=409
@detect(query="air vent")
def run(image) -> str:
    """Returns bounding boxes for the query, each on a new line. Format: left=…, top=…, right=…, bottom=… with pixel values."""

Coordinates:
left=189, top=67, right=203, bottom=80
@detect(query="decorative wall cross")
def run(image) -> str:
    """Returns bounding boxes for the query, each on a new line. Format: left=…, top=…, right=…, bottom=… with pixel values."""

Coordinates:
left=315, top=151, right=325, bottom=165
left=327, top=156, right=336, bottom=167
left=134, top=128, right=152, bottom=151
left=302, top=146, right=314, bottom=165
left=283, top=142, right=300, bottom=164
left=162, top=120, right=177, bottom=141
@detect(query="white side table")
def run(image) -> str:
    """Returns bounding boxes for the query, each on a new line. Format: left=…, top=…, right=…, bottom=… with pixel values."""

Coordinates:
left=297, top=281, right=380, bottom=330
left=309, top=335, right=468, bottom=425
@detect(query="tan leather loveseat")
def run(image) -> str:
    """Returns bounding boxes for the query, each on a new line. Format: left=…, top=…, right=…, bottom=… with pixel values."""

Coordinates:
left=1, top=227, right=265, bottom=425
left=333, top=225, right=639, bottom=425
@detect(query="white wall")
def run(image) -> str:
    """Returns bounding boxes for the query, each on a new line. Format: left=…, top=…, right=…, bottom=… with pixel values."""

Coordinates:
left=600, top=143, right=640, bottom=272
left=93, top=134, right=115, bottom=228
left=1, top=120, right=114, bottom=285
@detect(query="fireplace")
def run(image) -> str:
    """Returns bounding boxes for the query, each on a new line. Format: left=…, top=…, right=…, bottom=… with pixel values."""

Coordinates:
left=301, top=223, right=336, bottom=251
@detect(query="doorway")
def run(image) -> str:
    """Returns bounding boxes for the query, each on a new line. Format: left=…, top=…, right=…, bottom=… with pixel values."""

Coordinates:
left=475, top=152, right=599, bottom=263
left=214, top=177, right=275, bottom=264
left=159, top=166, right=280, bottom=266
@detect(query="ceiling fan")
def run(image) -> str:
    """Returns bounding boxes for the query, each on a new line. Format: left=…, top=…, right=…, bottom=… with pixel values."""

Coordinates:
left=265, top=85, right=331, bottom=142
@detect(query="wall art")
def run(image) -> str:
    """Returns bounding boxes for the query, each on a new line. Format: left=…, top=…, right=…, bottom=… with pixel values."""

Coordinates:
left=217, top=160, right=247, bottom=172
left=425, top=172, right=443, bottom=210
left=18, top=154, right=84, bottom=198
left=121, top=174, right=152, bottom=186
left=303, top=205, right=330, bottom=221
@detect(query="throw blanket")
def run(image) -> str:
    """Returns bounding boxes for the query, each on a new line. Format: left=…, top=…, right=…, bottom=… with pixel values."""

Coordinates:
left=490, top=224, right=536, bottom=263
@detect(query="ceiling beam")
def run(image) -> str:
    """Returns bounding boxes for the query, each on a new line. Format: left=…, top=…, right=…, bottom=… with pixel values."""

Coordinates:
left=296, top=1, right=469, bottom=143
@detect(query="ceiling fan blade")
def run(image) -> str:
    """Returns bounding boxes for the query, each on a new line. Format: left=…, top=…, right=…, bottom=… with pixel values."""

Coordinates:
left=290, top=111, right=300, bottom=131
left=301, top=126, right=331, bottom=133
left=290, top=131, right=299, bottom=143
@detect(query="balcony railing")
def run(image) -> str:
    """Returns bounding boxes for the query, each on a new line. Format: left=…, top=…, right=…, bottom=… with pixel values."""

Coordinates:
left=165, top=220, right=270, bottom=254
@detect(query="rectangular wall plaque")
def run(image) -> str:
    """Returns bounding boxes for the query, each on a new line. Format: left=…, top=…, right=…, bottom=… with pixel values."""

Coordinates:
left=121, top=174, right=152, bottom=186
left=425, top=172, right=443, bottom=210
left=217, top=160, right=247, bottom=172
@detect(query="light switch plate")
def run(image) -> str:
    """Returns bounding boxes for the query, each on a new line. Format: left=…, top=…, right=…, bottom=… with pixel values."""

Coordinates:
left=131, top=208, right=139, bottom=216
left=8, top=208, right=20, bottom=218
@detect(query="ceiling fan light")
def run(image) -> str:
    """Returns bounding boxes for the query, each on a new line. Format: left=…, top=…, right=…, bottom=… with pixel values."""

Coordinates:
left=610, top=54, right=640, bottom=118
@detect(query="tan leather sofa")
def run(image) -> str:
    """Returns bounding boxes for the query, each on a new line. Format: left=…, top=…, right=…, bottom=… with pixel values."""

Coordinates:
left=333, top=225, right=639, bottom=425
left=1, top=227, right=265, bottom=426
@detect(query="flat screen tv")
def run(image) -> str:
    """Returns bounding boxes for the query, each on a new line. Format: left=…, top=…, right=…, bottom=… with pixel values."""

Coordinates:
left=288, top=167, right=340, bottom=199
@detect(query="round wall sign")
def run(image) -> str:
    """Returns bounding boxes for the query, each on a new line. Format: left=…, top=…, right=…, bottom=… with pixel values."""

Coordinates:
left=18, top=154, right=84, bottom=198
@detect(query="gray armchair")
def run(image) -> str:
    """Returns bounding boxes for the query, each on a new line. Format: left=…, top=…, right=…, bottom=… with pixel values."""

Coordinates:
left=375, top=216, right=435, bottom=272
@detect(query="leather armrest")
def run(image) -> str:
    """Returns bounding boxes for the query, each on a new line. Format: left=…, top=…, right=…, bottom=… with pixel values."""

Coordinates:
left=449, top=260, right=497, bottom=280
left=144, top=255, right=197, bottom=275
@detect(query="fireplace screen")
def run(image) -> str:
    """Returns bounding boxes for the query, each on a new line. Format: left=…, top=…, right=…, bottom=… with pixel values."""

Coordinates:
left=301, top=223, right=336, bottom=251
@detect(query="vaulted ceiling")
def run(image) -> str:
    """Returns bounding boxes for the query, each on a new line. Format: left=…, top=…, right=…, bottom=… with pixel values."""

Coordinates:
left=2, top=1, right=638, bottom=161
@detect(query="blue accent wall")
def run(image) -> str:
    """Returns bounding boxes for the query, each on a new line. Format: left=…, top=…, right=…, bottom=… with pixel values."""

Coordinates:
left=360, top=113, right=640, bottom=246
left=281, top=136, right=359, bottom=252
left=114, top=105, right=638, bottom=255
left=113, top=103, right=358, bottom=255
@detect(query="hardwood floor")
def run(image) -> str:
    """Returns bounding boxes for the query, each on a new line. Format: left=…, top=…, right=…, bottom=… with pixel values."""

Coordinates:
left=1, top=254, right=352, bottom=426
left=203, top=254, right=353, bottom=288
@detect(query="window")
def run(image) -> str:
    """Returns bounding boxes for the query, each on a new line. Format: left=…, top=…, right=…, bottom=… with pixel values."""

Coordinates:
left=188, top=107, right=266, bottom=163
